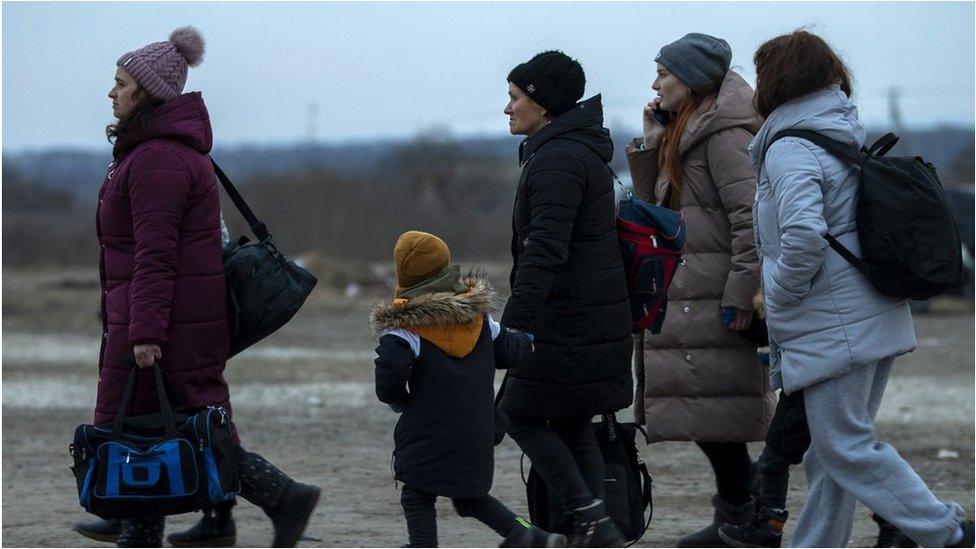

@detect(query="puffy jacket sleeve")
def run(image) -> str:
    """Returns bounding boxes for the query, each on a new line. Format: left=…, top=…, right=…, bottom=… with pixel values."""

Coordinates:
left=626, top=138, right=661, bottom=202
left=763, top=139, right=829, bottom=308
left=491, top=322, right=533, bottom=370
left=374, top=333, right=414, bottom=407
left=127, top=148, right=192, bottom=345
left=501, top=148, right=586, bottom=331
left=707, top=127, right=761, bottom=311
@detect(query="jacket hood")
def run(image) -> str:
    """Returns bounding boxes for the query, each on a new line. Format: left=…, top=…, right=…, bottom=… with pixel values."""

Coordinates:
left=370, top=276, right=497, bottom=358
left=520, top=94, right=613, bottom=164
left=113, top=92, right=213, bottom=158
left=749, top=85, right=866, bottom=173
left=678, top=71, right=763, bottom=156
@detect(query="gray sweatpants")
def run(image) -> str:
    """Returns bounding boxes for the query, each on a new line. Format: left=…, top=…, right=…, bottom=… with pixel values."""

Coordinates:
left=792, top=357, right=962, bottom=547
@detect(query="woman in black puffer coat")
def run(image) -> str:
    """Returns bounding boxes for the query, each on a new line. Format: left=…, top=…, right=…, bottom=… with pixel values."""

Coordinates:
left=499, top=50, right=633, bottom=548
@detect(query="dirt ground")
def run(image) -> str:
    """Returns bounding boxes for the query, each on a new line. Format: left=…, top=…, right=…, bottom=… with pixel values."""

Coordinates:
left=3, top=268, right=973, bottom=547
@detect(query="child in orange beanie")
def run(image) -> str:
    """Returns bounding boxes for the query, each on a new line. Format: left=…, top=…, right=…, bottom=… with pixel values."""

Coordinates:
left=371, top=231, right=562, bottom=548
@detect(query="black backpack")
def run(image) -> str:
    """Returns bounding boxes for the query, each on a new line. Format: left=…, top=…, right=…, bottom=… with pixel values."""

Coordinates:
left=766, top=130, right=964, bottom=300
left=523, top=414, right=653, bottom=546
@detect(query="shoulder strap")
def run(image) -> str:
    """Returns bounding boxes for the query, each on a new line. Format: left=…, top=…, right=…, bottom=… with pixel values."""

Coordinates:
left=767, top=129, right=865, bottom=166
left=210, top=158, right=271, bottom=242
left=764, top=130, right=876, bottom=278
left=568, top=139, right=633, bottom=200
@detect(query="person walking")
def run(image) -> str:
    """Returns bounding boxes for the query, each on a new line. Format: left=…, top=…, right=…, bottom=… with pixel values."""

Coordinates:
left=500, top=50, right=634, bottom=547
left=371, top=231, right=564, bottom=548
left=742, top=30, right=973, bottom=548
left=77, top=27, right=320, bottom=548
left=625, top=33, right=775, bottom=547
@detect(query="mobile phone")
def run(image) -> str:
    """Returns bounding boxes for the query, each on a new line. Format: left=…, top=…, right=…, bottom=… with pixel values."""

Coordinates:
left=652, top=107, right=672, bottom=127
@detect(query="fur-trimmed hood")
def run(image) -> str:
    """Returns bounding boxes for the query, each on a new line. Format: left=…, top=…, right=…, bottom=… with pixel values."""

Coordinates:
left=370, top=276, right=497, bottom=359
left=371, top=276, right=497, bottom=332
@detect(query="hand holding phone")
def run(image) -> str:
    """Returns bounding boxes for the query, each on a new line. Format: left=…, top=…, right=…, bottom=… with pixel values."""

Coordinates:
left=651, top=106, right=671, bottom=127
left=642, top=97, right=668, bottom=147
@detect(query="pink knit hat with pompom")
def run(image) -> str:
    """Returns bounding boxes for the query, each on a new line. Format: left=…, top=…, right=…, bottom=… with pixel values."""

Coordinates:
left=117, top=26, right=205, bottom=101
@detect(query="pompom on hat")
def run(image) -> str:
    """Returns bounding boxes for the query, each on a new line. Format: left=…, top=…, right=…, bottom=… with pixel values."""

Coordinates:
left=117, top=26, right=205, bottom=101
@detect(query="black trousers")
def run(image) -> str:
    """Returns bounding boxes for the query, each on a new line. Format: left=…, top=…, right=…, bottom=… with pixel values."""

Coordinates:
left=696, top=441, right=754, bottom=506
left=116, top=446, right=293, bottom=547
left=400, top=485, right=518, bottom=547
left=755, top=390, right=809, bottom=509
left=507, top=415, right=604, bottom=511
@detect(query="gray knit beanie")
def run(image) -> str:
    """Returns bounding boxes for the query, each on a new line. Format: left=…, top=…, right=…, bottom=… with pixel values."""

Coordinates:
left=655, top=33, right=731, bottom=93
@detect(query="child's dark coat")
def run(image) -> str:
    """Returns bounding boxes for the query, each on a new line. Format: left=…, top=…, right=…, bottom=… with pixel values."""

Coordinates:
left=371, top=277, right=531, bottom=499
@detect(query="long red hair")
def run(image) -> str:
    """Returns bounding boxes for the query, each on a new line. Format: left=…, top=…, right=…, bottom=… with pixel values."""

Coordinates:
left=657, top=85, right=717, bottom=208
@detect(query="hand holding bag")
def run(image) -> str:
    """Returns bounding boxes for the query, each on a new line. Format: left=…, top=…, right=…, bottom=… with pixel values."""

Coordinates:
left=69, top=363, right=239, bottom=519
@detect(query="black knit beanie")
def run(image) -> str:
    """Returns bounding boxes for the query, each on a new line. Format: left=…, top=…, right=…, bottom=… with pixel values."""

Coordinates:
left=507, top=50, right=585, bottom=118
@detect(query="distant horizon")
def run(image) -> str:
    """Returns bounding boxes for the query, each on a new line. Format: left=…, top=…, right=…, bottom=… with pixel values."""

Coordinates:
left=4, top=2, right=973, bottom=152
left=3, top=120, right=973, bottom=157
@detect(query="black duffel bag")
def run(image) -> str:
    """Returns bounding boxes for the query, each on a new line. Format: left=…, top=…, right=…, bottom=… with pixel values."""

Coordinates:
left=211, top=160, right=317, bottom=357
left=523, top=414, right=653, bottom=545
left=69, top=363, right=239, bottom=519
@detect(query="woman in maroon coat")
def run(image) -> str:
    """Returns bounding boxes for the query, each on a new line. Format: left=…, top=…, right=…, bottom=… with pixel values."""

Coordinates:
left=77, top=28, right=320, bottom=548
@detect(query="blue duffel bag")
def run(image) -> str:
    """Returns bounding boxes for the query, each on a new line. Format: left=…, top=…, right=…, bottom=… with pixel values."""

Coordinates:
left=69, top=363, right=239, bottom=519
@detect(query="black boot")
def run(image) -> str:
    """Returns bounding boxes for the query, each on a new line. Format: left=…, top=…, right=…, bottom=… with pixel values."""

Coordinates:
left=718, top=506, right=787, bottom=548
left=500, top=517, right=567, bottom=548
left=566, top=499, right=626, bottom=548
left=167, top=503, right=237, bottom=547
left=116, top=517, right=165, bottom=548
left=268, top=480, right=321, bottom=547
left=676, top=495, right=754, bottom=548
left=73, top=518, right=121, bottom=543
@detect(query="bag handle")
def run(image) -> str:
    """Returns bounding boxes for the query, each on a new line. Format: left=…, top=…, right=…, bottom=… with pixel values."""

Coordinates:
left=624, top=457, right=654, bottom=548
left=602, top=413, right=618, bottom=441
left=866, top=132, right=899, bottom=158
left=210, top=158, right=272, bottom=242
left=111, top=361, right=179, bottom=440
left=625, top=421, right=654, bottom=547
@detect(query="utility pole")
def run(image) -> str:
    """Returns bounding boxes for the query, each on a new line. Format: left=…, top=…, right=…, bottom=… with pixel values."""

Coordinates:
left=306, top=102, right=318, bottom=144
left=888, top=87, right=904, bottom=133
left=887, top=87, right=912, bottom=154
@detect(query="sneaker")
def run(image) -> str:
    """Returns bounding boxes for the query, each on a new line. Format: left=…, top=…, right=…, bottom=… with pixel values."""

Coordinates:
left=567, top=500, right=626, bottom=548
left=268, top=481, right=321, bottom=547
left=717, top=506, right=788, bottom=548
left=500, top=516, right=567, bottom=548
left=871, top=513, right=917, bottom=548
left=73, top=518, right=121, bottom=543
left=167, top=508, right=236, bottom=547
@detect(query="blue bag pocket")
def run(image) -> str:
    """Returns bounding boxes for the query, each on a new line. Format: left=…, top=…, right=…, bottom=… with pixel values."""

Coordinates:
left=122, top=461, right=161, bottom=487
left=94, top=439, right=198, bottom=500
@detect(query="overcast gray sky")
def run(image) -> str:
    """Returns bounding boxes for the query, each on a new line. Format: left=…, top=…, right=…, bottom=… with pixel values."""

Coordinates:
left=3, top=1, right=974, bottom=152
